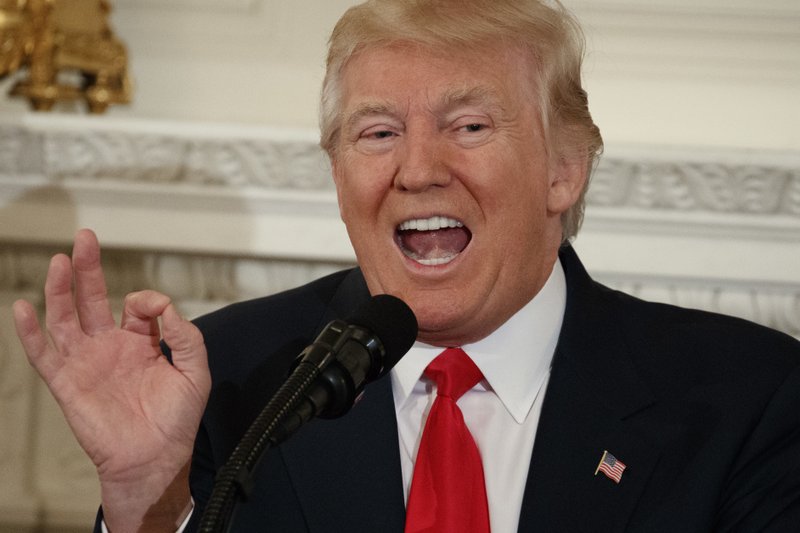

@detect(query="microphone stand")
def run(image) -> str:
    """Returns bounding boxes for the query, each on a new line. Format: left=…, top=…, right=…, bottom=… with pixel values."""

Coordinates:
left=197, top=294, right=417, bottom=532
left=197, top=321, right=366, bottom=533
left=197, top=358, right=320, bottom=533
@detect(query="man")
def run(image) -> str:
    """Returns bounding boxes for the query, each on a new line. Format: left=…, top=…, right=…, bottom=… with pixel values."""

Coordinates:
left=13, top=1, right=800, bottom=532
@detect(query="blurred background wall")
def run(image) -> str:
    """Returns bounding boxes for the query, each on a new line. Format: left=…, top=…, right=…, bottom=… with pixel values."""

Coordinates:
left=0, top=1, right=798, bottom=530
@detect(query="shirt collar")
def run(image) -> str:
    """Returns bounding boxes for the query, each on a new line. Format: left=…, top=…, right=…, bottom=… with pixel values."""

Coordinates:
left=391, top=259, right=567, bottom=423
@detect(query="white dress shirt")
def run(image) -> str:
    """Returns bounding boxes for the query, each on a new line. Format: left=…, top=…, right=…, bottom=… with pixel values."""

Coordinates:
left=392, top=259, right=566, bottom=532
left=106, top=260, right=565, bottom=533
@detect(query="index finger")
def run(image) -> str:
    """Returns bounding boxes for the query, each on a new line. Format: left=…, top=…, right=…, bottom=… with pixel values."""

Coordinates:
left=13, top=299, right=65, bottom=384
left=71, top=229, right=116, bottom=335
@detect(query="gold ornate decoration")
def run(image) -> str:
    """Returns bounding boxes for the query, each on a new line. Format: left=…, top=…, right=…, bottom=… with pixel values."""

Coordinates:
left=0, top=0, right=130, bottom=113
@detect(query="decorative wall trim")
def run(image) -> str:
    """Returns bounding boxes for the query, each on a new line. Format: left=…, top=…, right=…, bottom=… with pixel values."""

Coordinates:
left=0, top=245, right=351, bottom=304
left=3, top=116, right=799, bottom=209
left=589, top=151, right=800, bottom=216
left=1, top=241, right=798, bottom=532
left=593, top=273, right=800, bottom=338
left=1, top=115, right=798, bottom=272
left=1, top=243, right=797, bottom=340
left=0, top=117, right=332, bottom=190
left=0, top=110, right=798, bottom=336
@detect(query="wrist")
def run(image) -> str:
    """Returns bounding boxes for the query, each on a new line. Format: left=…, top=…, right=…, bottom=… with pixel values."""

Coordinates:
left=101, top=460, right=193, bottom=533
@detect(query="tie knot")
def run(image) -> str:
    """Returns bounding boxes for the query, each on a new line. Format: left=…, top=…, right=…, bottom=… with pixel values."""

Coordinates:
left=424, top=347, right=483, bottom=400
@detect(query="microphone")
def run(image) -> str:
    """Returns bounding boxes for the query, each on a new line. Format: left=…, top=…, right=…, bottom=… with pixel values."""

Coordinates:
left=199, top=294, right=417, bottom=533
left=274, top=294, right=418, bottom=440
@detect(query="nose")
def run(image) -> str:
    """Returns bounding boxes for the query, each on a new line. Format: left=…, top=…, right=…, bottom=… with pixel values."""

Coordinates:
left=394, top=133, right=451, bottom=193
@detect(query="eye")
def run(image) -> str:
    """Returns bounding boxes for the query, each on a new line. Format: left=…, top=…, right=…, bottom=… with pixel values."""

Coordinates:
left=359, top=123, right=400, bottom=141
left=366, top=130, right=396, bottom=140
left=451, top=116, right=493, bottom=147
left=355, top=124, right=400, bottom=154
left=451, top=115, right=492, bottom=135
left=462, top=123, right=485, bottom=133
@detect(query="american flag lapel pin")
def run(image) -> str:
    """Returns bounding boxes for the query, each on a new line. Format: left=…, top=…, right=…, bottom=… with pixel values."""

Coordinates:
left=595, top=450, right=626, bottom=483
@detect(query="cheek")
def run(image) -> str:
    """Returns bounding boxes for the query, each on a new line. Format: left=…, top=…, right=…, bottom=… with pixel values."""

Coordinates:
left=343, top=181, right=381, bottom=220
left=482, top=173, right=552, bottom=255
left=478, top=159, right=549, bottom=217
left=337, top=155, right=396, bottom=209
left=337, top=176, right=391, bottom=247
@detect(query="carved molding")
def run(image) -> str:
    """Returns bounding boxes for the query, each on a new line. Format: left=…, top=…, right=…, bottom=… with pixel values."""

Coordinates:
left=2, top=241, right=797, bottom=533
left=0, top=115, right=797, bottom=278
left=594, top=274, right=800, bottom=339
left=589, top=157, right=800, bottom=216
left=2, top=118, right=799, bottom=214
left=1, top=243, right=797, bottom=339
left=0, top=244, right=350, bottom=304
left=0, top=291, right=40, bottom=526
left=0, top=244, right=352, bottom=531
left=0, top=121, right=332, bottom=190
left=0, top=114, right=798, bottom=324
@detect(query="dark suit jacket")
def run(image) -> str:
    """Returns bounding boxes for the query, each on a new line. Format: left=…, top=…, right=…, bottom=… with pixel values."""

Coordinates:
left=98, top=246, right=800, bottom=532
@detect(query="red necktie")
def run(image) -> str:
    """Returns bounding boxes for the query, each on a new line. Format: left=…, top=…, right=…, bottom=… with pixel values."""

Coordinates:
left=405, top=347, right=491, bottom=533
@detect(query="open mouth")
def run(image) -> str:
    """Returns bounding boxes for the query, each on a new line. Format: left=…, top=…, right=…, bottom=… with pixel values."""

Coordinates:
left=395, top=216, right=472, bottom=266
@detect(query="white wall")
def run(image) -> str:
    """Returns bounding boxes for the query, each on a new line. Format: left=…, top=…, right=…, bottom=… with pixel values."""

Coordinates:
left=3, top=0, right=798, bottom=150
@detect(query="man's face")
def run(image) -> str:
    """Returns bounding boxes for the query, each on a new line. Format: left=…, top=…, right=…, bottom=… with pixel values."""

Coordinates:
left=332, top=43, right=585, bottom=346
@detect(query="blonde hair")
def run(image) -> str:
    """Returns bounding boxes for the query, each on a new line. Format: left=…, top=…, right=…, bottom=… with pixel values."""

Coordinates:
left=320, top=0, right=603, bottom=241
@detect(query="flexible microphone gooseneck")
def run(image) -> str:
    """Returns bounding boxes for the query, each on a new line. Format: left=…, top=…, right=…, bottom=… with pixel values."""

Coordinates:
left=198, top=294, right=418, bottom=533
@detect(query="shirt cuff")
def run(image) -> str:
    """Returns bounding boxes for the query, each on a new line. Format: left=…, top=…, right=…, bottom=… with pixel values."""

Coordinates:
left=100, top=499, right=194, bottom=533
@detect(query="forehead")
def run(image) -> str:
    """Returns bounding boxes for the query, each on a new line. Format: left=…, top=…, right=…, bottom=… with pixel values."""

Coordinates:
left=338, top=42, right=537, bottom=116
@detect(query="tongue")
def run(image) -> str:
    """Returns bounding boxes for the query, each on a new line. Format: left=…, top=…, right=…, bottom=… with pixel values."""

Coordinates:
left=398, top=227, right=470, bottom=260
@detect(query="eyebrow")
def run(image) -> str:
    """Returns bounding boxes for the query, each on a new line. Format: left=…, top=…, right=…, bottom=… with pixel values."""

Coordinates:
left=341, top=85, right=506, bottom=133
left=343, top=101, right=400, bottom=133
left=438, top=86, right=497, bottom=112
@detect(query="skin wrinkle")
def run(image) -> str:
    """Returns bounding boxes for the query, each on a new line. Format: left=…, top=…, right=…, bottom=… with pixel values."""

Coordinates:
left=341, top=44, right=519, bottom=149
left=332, top=42, right=586, bottom=347
left=343, top=101, right=400, bottom=140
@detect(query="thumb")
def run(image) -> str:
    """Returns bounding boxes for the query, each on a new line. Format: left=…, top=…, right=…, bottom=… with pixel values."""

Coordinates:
left=161, top=304, right=211, bottom=398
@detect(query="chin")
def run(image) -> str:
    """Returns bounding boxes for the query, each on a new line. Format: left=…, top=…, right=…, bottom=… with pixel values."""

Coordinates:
left=408, top=300, right=478, bottom=346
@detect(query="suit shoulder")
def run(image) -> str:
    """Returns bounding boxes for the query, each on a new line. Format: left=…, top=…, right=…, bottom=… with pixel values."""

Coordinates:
left=195, top=268, right=354, bottom=334
left=597, top=282, right=800, bottom=381
left=192, top=268, right=359, bottom=375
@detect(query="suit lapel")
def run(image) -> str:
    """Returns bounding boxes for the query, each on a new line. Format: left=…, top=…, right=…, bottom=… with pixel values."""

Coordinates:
left=518, top=353, right=661, bottom=532
left=260, top=252, right=670, bottom=531
left=518, top=246, right=663, bottom=532
left=277, top=269, right=407, bottom=532
left=278, top=376, right=406, bottom=533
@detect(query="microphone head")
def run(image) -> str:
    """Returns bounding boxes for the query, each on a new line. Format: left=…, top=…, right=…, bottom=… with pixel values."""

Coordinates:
left=347, top=294, right=418, bottom=374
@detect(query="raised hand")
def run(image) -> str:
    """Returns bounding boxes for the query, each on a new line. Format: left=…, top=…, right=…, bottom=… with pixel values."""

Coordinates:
left=12, top=229, right=211, bottom=532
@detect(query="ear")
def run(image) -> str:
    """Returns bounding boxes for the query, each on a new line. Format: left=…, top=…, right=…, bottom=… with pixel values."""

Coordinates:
left=547, top=155, right=588, bottom=215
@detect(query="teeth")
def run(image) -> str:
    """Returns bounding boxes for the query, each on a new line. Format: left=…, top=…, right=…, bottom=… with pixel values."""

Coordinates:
left=402, top=249, right=460, bottom=266
left=398, top=216, right=463, bottom=231
left=416, top=254, right=458, bottom=266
